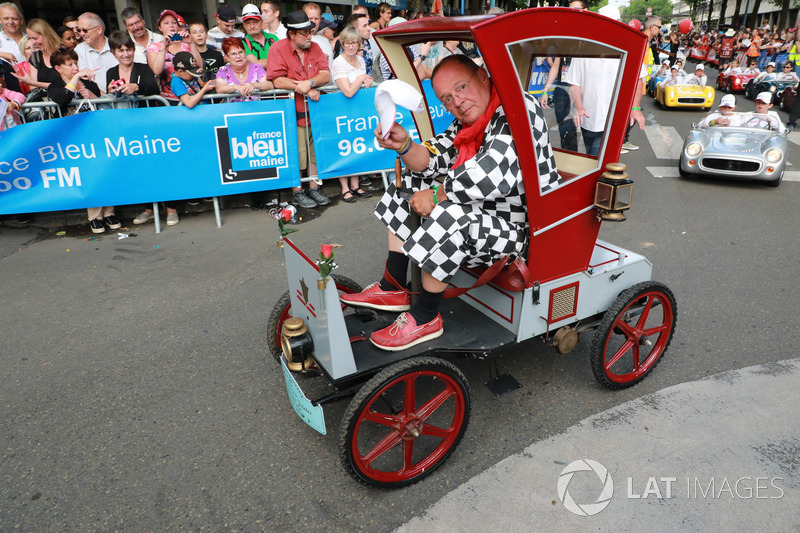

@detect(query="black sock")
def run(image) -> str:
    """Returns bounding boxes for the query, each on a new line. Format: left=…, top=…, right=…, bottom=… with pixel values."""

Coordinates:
left=409, top=288, right=444, bottom=324
left=379, top=251, right=408, bottom=291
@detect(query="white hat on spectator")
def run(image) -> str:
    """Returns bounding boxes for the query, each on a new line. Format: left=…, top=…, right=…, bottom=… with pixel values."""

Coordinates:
left=695, top=64, right=705, bottom=70
left=720, top=94, right=736, bottom=107
left=767, top=61, right=776, bottom=67
left=725, top=28, right=735, bottom=37
left=241, top=4, right=262, bottom=22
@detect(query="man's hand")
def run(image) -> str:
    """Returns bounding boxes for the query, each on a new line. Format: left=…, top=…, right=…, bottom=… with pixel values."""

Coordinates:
left=630, top=108, right=645, bottom=130
left=572, top=105, right=589, bottom=127
left=295, top=79, right=312, bottom=94
left=409, top=189, right=436, bottom=218
left=307, top=88, right=320, bottom=101
left=539, top=92, right=550, bottom=109
left=375, top=122, right=409, bottom=151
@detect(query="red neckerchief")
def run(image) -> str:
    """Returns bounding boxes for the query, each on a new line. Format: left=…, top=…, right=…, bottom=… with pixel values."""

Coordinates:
left=452, top=83, right=500, bottom=168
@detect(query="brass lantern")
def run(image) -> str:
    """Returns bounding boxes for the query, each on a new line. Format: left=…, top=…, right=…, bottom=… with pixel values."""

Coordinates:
left=594, top=163, right=634, bottom=222
left=281, top=317, right=315, bottom=372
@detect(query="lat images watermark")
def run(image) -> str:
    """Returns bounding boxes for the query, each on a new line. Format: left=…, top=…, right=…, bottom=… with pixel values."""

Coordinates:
left=557, top=460, right=614, bottom=516
left=557, top=460, right=785, bottom=516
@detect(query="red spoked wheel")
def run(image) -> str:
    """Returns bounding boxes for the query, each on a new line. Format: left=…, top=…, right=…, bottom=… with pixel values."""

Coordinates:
left=266, top=274, right=362, bottom=363
left=591, top=281, right=677, bottom=390
left=339, top=357, right=471, bottom=488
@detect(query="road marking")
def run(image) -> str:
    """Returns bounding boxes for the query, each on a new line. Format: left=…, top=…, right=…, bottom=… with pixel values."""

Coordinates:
left=647, top=166, right=681, bottom=178
left=788, top=131, right=800, bottom=146
left=784, top=171, right=800, bottom=182
left=645, top=125, right=684, bottom=159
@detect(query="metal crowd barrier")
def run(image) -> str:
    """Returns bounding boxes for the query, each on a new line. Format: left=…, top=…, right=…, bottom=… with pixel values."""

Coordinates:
left=12, top=86, right=392, bottom=232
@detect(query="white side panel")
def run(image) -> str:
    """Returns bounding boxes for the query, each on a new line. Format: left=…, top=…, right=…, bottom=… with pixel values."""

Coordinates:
left=516, top=241, right=653, bottom=341
left=284, top=241, right=357, bottom=380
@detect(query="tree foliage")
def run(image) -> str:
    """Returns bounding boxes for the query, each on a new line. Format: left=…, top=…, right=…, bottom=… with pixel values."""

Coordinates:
left=622, top=0, right=676, bottom=22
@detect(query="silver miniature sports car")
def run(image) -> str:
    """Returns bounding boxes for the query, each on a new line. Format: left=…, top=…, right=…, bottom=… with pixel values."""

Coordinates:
left=679, top=117, right=787, bottom=187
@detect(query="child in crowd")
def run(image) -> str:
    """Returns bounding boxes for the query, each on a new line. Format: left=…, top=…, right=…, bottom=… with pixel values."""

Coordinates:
left=0, top=76, right=25, bottom=130
left=189, top=21, right=224, bottom=82
left=47, top=47, right=119, bottom=233
left=170, top=51, right=215, bottom=108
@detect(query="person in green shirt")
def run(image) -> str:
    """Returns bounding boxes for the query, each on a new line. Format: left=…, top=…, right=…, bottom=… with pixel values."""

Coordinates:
left=241, top=3, right=278, bottom=70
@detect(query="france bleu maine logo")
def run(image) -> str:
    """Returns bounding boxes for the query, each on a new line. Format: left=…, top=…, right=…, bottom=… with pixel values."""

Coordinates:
left=215, top=111, right=289, bottom=184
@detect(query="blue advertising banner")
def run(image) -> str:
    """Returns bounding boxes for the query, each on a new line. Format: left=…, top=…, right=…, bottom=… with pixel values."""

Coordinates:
left=310, top=80, right=454, bottom=180
left=0, top=99, right=299, bottom=215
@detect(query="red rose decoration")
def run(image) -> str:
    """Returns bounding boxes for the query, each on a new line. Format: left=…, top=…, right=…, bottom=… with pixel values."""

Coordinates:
left=321, top=244, right=333, bottom=259
left=281, top=210, right=292, bottom=222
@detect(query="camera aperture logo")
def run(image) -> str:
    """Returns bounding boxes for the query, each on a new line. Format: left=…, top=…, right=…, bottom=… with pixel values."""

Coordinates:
left=215, top=111, right=289, bottom=184
left=557, top=459, right=614, bottom=516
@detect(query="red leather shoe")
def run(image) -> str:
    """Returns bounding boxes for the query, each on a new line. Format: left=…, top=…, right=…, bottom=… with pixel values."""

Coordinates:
left=340, top=282, right=411, bottom=312
left=370, top=312, right=443, bottom=351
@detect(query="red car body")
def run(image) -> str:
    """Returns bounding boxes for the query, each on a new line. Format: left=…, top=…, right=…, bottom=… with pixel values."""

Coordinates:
left=716, top=71, right=758, bottom=92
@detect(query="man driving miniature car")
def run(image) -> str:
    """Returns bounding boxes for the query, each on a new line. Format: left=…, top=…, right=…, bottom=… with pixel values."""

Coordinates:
left=698, top=93, right=737, bottom=127
left=340, top=55, right=562, bottom=351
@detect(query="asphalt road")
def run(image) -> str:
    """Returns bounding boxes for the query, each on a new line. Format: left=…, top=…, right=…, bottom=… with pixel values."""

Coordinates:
left=2, top=68, right=799, bottom=531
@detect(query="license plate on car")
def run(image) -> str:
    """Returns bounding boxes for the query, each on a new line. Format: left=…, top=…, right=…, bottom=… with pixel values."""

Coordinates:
left=281, top=359, right=326, bottom=435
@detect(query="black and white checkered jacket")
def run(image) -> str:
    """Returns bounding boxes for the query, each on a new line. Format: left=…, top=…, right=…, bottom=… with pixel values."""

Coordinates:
left=411, top=92, right=562, bottom=230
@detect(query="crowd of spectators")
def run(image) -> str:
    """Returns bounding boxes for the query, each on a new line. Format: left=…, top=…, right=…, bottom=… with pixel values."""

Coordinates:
left=0, top=2, right=477, bottom=232
left=655, top=19, right=800, bottom=74
left=4, top=3, right=800, bottom=231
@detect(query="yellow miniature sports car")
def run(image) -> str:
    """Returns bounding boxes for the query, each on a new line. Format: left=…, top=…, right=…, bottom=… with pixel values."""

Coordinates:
left=655, top=83, right=715, bottom=110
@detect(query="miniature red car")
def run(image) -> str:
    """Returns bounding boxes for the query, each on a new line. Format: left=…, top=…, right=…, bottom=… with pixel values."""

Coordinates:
left=716, top=71, right=758, bottom=93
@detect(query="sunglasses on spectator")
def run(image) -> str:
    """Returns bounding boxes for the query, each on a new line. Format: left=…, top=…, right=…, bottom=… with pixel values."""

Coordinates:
left=76, top=25, right=98, bottom=34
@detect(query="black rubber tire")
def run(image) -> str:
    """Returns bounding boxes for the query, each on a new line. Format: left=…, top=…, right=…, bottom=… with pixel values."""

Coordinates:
left=267, top=274, right=362, bottom=363
left=339, top=356, right=471, bottom=488
left=767, top=173, right=783, bottom=187
left=590, top=281, right=677, bottom=390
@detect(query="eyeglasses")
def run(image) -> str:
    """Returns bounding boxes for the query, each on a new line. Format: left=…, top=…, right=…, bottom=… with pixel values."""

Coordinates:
left=75, top=25, right=98, bottom=34
left=652, top=25, right=661, bottom=30
left=343, top=40, right=359, bottom=47
left=785, top=65, right=794, bottom=69
left=440, top=72, right=476, bottom=109
left=297, top=30, right=313, bottom=36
